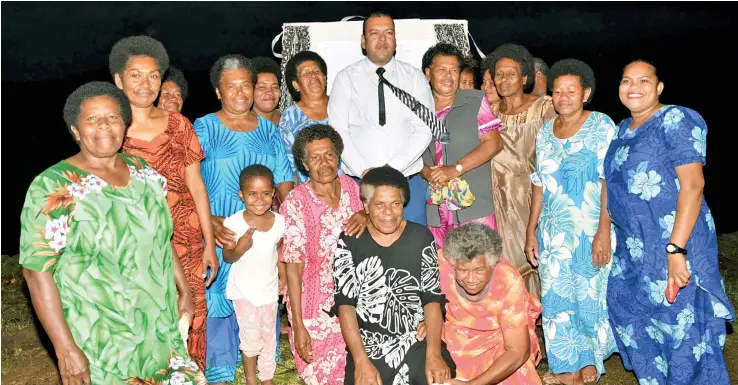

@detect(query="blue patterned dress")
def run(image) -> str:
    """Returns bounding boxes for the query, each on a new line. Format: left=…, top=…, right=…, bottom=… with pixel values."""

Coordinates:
left=194, top=113, right=293, bottom=383
left=278, top=104, right=330, bottom=185
left=531, top=111, right=619, bottom=378
left=604, top=105, right=735, bottom=385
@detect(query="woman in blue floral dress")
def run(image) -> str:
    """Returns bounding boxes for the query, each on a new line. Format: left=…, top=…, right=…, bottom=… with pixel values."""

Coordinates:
left=526, top=59, right=618, bottom=385
left=604, top=60, right=734, bottom=385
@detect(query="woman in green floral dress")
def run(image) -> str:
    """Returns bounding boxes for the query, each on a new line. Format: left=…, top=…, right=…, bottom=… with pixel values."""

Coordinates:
left=19, top=81, right=207, bottom=385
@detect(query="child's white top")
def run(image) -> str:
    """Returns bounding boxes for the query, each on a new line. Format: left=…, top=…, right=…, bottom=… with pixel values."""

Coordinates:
left=223, top=210, right=285, bottom=306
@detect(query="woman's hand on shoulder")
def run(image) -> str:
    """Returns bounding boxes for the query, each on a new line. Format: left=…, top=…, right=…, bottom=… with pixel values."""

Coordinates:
left=345, top=211, right=368, bottom=238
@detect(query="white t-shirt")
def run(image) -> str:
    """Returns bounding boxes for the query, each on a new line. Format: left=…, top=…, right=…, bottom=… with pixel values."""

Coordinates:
left=223, top=210, right=285, bottom=306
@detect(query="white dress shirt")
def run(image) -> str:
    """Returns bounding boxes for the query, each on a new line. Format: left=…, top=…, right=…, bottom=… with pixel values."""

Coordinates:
left=328, top=57, right=434, bottom=177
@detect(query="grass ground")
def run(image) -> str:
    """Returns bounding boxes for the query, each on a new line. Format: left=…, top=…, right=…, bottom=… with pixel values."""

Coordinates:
left=3, top=234, right=738, bottom=385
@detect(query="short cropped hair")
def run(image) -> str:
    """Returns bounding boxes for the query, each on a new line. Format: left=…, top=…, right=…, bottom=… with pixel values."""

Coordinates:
left=547, top=59, right=597, bottom=104
left=252, top=56, right=282, bottom=87
left=362, top=11, right=394, bottom=35
left=292, top=123, right=344, bottom=175
left=623, top=59, right=660, bottom=81
left=421, top=43, right=465, bottom=74
left=63, top=81, right=133, bottom=139
left=209, top=54, right=256, bottom=90
left=444, top=223, right=503, bottom=266
left=239, top=164, right=275, bottom=189
left=482, top=43, right=536, bottom=87
left=285, top=51, right=328, bottom=102
left=162, top=66, right=189, bottom=101
left=360, top=166, right=409, bottom=204
left=108, top=35, right=169, bottom=77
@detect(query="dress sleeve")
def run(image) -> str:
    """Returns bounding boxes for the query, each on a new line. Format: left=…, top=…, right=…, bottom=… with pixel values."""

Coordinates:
left=499, top=267, right=531, bottom=331
left=477, top=95, right=504, bottom=137
left=597, top=114, right=617, bottom=180
left=269, top=122, right=295, bottom=185
left=279, top=196, right=307, bottom=263
left=192, top=117, right=209, bottom=158
left=662, top=106, right=708, bottom=167
left=332, top=235, right=360, bottom=308
left=278, top=112, right=299, bottom=176
left=181, top=115, right=205, bottom=167
left=420, top=232, right=444, bottom=306
left=19, top=172, right=73, bottom=273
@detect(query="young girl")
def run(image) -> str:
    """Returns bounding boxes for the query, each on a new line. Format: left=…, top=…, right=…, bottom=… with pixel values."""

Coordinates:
left=223, top=164, right=287, bottom=385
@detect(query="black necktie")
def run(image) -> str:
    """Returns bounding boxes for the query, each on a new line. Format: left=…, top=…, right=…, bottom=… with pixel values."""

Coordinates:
left=377, top=67, right=386, bottom=126
left=376, top=67, right=449, bottom=143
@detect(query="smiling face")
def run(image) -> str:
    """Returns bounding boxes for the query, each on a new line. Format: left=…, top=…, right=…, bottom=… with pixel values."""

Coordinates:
left=253, top=72, right=280, bottom=113
left=551, top=75, right=591, bottom=117
left=619, top=61, right=663, bottom=114
left=365, top=186, right=404, bottom=235
left=425, top=54, right=461, bottom=96
left=454, top=256, right=494, bottom=297
left=481, top=69, right=500, bottom=104
left=216, top=68, right=254, bottom=114
left=494, top=58, right=527, bottom=98
left=71, top=96, right=127, bottom=158
left=293, top=60, right=327, bottom=99
left=115, top=56, right=161, bottom=108
left=361, top=16, right=396, bottom=66
left=459, top=69, right=475, bottom=90
left=238, top=175, right=275, bottom=216
left=157, top=80, right=183, bottom=113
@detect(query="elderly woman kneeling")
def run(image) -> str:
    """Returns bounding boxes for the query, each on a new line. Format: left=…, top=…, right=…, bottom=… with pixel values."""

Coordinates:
left=440, top=223, right=543, bottom=385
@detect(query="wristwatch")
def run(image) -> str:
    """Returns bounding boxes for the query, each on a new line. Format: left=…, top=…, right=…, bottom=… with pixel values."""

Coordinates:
left=455, top=164, right=464, bottom=174
left=665, top=243, right=688, bottom=256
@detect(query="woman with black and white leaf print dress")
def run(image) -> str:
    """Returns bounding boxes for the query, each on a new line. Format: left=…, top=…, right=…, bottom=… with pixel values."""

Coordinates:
left=331, top=166, right=456, bottom=385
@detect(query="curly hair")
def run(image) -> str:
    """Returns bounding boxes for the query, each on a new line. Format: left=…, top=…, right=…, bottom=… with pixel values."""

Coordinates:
left=209, top=54, right=255, bottom=91
left=421, top=43, right=465, bottom=74
left=482, top=43, right=536, bottom=87
left=108, top=35, right=169, bottom=77
left=284, top=51, right=328, bottom=102
left=291, top=123, right=344, bottom=176
left=360, top=166, right=410, bottom=204
left=63, top=81, right=133, bottom=139
left=534, top=58, right=549, bottom=77
left=252, top=56, right=282, bottom=87
left=162, top=66, right=189, bottom=101
left=239, top=164, right=275, bottom=190
left=547, top=59, right=596, bottom=104
left=444, top=223, right=503, bottom=266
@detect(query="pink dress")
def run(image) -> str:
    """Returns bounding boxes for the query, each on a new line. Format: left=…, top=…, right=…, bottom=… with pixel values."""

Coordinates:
left=280, top=175, right=364, bottom=385
left=429, top=95, right=503, bottom=248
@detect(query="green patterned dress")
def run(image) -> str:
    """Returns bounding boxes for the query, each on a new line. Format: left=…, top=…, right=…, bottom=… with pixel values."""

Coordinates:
left=19, top=154, right=206, bottom=384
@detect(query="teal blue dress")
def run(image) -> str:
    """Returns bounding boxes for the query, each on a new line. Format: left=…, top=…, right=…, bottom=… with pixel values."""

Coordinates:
left=604, top=105, right=734, bottom=385
left=194, top=113, right=293, bottom=383
left=530, top=111, right=619, bottom=378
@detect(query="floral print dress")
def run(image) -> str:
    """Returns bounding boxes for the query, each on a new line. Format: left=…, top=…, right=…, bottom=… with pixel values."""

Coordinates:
left=18, top=154, right=205, bottom=385
left=279, top=175, right=364, bottom=385
left=530, top=111, right=619, bottom=378
left=604, top=105, right=735, bottom=385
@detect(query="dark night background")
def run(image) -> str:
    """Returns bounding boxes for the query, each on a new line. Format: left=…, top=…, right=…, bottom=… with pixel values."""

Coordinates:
left=2, top=2, right=736, bottom=255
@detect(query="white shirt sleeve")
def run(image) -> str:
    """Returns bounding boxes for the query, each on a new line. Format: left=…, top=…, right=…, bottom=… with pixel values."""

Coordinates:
left=385, top=70, right=434, bottom=174
left=328, top=70, right=368, bottom=177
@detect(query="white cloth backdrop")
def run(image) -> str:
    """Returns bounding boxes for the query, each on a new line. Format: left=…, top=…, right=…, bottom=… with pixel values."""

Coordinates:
left=272, top=18, right=482, bottom=108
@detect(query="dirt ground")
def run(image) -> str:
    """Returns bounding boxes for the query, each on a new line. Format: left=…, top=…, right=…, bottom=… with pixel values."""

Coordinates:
left=3, top=233, right=738, bottom=384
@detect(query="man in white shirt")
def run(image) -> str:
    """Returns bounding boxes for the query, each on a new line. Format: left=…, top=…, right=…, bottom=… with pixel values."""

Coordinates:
left=328, top=12, right=433, bottom=226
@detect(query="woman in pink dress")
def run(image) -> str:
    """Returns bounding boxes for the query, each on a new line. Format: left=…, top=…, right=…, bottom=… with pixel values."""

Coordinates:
left=280, top=124, right=368, bottom=385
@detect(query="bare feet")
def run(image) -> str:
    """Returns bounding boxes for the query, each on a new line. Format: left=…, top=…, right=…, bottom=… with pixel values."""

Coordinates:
left=581, top=366, right=597, bottom=383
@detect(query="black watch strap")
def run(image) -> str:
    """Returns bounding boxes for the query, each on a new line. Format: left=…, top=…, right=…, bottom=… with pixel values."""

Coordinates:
left=666, top=243, right=688, bottom=255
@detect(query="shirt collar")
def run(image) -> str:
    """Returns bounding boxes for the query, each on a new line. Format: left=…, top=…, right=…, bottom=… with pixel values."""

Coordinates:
left=364, top=56, right=397, bottom=74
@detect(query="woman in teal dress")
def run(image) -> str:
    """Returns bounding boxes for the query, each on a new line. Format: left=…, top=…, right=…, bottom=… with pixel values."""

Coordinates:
left=525, top=60, right=618, bottom=385
left=20, top=82, right=204, bottom=384
left=604, top=60, right=734, bottom=385
left=194, top=54, right=294, bottom=384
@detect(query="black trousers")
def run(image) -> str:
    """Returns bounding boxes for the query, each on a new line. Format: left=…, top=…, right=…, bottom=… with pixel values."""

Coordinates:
left=345, top=340, right=457, bottom=385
